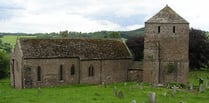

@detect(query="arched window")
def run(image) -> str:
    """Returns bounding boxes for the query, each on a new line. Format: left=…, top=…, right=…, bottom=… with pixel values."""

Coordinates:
left=173, top=26, right=176, bottom=33
left=71, top=64, right=75, bottom=75
left=59, top=65, right=63, bottom=81
left=37, top=66, right=41, bottom=81
left=88, top=64, right=94, bottom=77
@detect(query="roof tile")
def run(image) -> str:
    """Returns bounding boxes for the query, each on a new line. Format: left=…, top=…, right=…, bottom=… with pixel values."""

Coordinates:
left=19, top=38, right=132, bottom=59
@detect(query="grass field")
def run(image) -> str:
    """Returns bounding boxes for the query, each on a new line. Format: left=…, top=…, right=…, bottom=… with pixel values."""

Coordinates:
left=0, top=35, right=36, bottom=46
left=0, top=71, right=209, bottom=103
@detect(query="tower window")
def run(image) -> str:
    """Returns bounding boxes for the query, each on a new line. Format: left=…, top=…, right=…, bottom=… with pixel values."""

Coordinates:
left=71, top=64, right=75, bottom=75
left=59, top=65, right=63, bottom=81
left=158, top=26, right=160, bottom=33
left=37, top=66, right=41, bottom=81
left=88, top=64, right=94, bottom=77
left=173, top=26, right=176, bottom=33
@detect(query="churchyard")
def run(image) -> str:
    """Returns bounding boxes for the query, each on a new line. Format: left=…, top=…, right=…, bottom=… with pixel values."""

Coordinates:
left=0, top=71, right=209, bottom=103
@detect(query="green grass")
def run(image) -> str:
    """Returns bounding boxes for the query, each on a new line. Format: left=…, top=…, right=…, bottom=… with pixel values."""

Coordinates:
left=1, top=71, right=209, bottom=103
left=0, top=35, right=36, bottom=46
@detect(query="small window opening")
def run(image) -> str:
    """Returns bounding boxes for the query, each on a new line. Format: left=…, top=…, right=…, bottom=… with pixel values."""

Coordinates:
left=37, top=66, right=41, bottom=81
left=71, top=64, right=75, bottom=75
left=59, top=65, right=63, bottom=81
left=12, top=59, right=15, bottom=87
left=88, top=64, right=94, bottom=77
left=158, top=26, right=160, bottom=33
left=173, top=26, right=176, bottom=33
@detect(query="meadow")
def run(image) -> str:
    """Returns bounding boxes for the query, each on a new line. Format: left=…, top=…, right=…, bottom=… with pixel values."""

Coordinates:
left=0, top=71, right=209, bottom=103
left=0, top=35, right=36, bottom=46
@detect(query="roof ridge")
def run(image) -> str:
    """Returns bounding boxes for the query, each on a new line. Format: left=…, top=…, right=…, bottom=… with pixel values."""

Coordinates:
left=146, top=5, right=189, bottom=23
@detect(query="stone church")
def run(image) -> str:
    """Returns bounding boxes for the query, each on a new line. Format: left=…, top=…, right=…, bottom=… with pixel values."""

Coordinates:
left=10, top=39, right=132, bottom=88
left=10, top=5, right=189, bottom=88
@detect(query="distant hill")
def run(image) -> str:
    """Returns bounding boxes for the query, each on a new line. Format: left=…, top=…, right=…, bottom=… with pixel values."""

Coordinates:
left=0, top=27, right=145, bottom=40
left=119, top=27, right=144, bottom=38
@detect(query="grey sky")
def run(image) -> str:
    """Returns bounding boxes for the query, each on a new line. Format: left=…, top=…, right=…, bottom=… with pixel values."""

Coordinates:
left=0, top=0, right=208, bottom=33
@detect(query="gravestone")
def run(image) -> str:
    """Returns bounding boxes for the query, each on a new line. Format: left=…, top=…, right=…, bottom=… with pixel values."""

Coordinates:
left=206, top=80, right=208, bottom=88
left=132, top=99, right=136, bottom=103
left=199, top=78, right=203, bottom=86
left=152, top=83, right=157, bottom=88
left=173, top=85, right=177, bottom=93
left=190, top=82, right=193, bottom=90
left=102, top=81, right=107, bottom=88
left=118, top=90, right=124, bottom=98
left=140, top=82, right=144, bottom=89
left=163, top=92, right=167, bottom=97
left=124, top=82, right=127, bottom=88
left=129, top=85, right=133, bottom=92
left=37, top=87, right=41, bottom=96
left=136, top=83, right=139, bottom=89
left=167, top=83, right=170, bottom=89
left=114, top=86, right=117, bottom=96
left=199, top=84, right=204, bottom=93
left=157, top=84, right=164, bottom=87
left=148, top=92, right=156, bottom=103
left=171, top=85, right=178, bottom=97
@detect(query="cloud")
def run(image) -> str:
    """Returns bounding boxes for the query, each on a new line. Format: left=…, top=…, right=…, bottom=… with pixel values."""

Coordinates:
left=0, top=1, right=24, bottom=20
left=0, top=0, right=208, bottom=33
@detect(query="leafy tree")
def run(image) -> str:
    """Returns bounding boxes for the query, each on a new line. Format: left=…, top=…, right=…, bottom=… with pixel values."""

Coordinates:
left=0, top=51, right=9, bottom=79
left=60, top=30, right=68, bottom=38
left=189, top=28, right=209, bottom=70
left=0, top=39, right=12, bottom=53
left=126, top=36, right=144, bottom=61
left=108, top=32, right=121, bottom=38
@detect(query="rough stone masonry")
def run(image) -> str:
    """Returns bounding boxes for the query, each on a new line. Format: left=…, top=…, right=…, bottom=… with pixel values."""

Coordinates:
left=143, top=5, right=189, bottom=84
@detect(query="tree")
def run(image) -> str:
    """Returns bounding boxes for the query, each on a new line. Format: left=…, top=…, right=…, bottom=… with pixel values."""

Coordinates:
left=0, top=51, right=9, bottom=79
left=60, top=30, right=68, bottom=38
left=108, top=32, right=121, bottom=38
left=126, top=36, right=144, bottom=61
left=189, top=28, right=209, bottom=70
left=0, top=39, right=12, bottom=53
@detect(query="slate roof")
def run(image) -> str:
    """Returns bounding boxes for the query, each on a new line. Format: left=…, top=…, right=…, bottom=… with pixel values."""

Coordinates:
left=18, top=38, right=132, bottom=60
left=146, top=5, right=189, bottom=23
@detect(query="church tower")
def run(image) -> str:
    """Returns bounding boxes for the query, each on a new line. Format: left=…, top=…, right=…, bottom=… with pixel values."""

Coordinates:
left=143, top=5, right=189, bottom=84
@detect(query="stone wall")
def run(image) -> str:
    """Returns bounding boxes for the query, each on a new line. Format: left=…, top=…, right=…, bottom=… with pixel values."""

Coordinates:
left=23, top=58, right=80, bottom=87
left=10, top=40, right=24, bottom=88
left=143, top=23, right=189, bottom=84
left=13, top=58, right=131, bottom=88
left=128, top=69, right=143, bottom=82
left=80, top=60, right=101, bottom=84
left=128, top=61, right=143, bottom=82
left=80, top=59, right=132, bottom=84
left=101, top=60, right=131, bottom=83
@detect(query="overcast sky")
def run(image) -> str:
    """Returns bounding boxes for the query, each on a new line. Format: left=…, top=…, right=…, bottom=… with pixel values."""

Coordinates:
left=0, top=0, right=208, bottom=33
